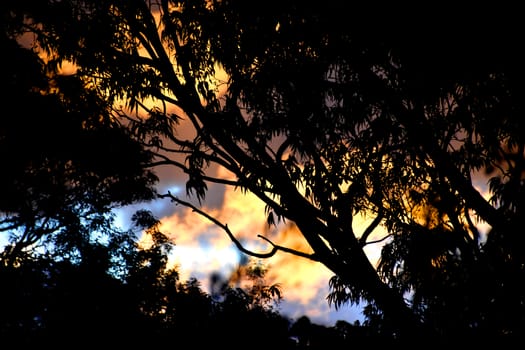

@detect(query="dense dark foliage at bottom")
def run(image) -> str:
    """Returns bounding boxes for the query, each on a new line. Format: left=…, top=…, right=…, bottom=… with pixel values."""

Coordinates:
left=1, top=252, right=521, bottom=349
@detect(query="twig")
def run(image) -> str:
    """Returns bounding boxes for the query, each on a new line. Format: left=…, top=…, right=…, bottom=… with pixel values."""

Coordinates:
left=160, top=191, right=319, bottom=261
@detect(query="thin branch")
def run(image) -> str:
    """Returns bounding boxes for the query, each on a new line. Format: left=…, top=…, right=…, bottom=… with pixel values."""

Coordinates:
left=465, top=207, right=481, bottom=243
left=148, top=158, right=240, bottom=187
left=257, top=234, right=319, bottom=261
left=160, top=191, right=318, bottom=261
left=363, top=233, right=393, bottom=246
left=359, top=210, right=384, bottom=246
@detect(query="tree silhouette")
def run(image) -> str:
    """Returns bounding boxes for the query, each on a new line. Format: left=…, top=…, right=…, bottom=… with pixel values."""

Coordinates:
left=7, top=0, right=525, bottom=343
left=0, top=210, right=298, bottom=348
left=0, top=2, right=159, bottom=265
left=2, top=3, right=293, bottom=347
left=0, top=210, right=163, bottom=346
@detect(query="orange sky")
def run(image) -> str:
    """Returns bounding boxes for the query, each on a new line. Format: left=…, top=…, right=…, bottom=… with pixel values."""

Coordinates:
left=10, top=9, right=496, bottom=328
left=122, top=83, right=493, bottom=327
left=132, top=189, right=368, bottom=326
left=26, top=21, right=493, bottom=327
left=19, top=31, right=367, bottom=326
left=123, top=160, right=393, bottom=326
left=123, top=156, right=494, bottom=327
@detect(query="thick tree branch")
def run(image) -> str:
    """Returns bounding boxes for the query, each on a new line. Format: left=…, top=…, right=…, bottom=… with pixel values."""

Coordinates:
left=397, top=102, right=505, bottom=229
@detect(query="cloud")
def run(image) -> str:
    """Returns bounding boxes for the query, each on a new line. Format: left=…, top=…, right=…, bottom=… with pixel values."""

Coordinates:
left=128, top=130, right=450, bottom=327
left=144, top=179, right=365, bottom=326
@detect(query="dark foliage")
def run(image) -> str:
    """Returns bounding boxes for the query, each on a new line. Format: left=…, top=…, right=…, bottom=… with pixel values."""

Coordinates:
left=0, top=1, right=158, bottom=263
left=1, top=0, right=524, bottom=345
left=0, top=212, right=295, bottom=348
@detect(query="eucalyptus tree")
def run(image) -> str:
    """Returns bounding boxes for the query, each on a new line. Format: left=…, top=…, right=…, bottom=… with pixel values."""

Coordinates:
left=23, top=0, right=525, bottom=341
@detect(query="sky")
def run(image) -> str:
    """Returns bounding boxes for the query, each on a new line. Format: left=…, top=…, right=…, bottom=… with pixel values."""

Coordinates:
left=103, top=52, right=375, bottom=326
left=114, top=153, right=493, bottom=327
left=115, top=160, right=391, bottom=327
left=10, top=17, right=494, bottom=328
left=110, top=72, right=494, bottom=328
left=5, top=20, right=369, bottom=327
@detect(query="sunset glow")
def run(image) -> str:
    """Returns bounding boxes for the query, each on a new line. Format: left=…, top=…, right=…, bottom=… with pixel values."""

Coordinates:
left=131, top=164, right=495, bottom=326
left=128, top=172, right=381, bottom=325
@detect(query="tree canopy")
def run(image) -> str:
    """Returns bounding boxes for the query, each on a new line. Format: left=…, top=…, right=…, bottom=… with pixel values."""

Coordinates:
left=3, top=0, right=525, bottom=344
left=1, top=0, right=159, bottom=265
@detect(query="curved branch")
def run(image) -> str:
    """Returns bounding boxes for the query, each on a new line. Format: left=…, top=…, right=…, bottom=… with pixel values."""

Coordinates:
left=359, top=209, right=384, bottom=246
left=160, top=192, right=317, bottom=260
left=363, top=233, right=393, bottom=246
left=257, top=234, right=319, bottom=261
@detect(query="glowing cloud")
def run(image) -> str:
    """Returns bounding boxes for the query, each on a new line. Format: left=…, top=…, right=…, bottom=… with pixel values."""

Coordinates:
left=151, top=180, right=366, bottom=325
